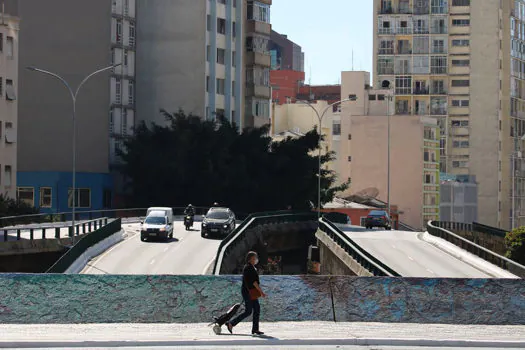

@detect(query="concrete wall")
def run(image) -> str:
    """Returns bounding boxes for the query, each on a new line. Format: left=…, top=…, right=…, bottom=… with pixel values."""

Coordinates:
left=0, top=275, right=523, bottom=325
left=17, top=0, right=111, bottom=173
left=136, top=0, right=207, bottom=125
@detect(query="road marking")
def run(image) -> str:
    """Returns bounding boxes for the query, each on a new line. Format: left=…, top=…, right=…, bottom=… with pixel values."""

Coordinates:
left=427, top=269, right=435, bottom=274
left=164, top=247, right=169, bottom=252
left=150, top=259, right=155, bottom=265
left=202, top=257, right=216, bottom=275
left=392, top=245, right=397, bottom=249
left=82, top=229, right=136, bottom=274
left=408, top=256, right=415, bottom=261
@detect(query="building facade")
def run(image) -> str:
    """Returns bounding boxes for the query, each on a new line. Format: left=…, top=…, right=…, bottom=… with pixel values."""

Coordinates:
left=0, top=2, right=19, bottom=200
left=373, top=0, right=523, bottom=230
left=270, top=69, right=305, bottom=105
left=440, top=174, right=478, bottom=223
left=16, top=0, right=136, bottom=212
left=269, top=30, right=304, bottom=71
left=136, top=0, right=271, bottom=130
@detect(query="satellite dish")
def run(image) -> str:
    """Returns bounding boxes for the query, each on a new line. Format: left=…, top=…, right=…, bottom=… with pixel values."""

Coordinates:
left=381, top=80, right=391, bottom=89
left=354, top=187, right=380, bottom=199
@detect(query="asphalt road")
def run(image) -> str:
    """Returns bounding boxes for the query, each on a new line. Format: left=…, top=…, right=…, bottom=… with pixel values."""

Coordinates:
left=341, top=229, right=491, bottom=278
left=82, top=221, right=220, bottom=275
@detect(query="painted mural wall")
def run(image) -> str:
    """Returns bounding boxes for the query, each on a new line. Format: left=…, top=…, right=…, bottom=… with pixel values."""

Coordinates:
left=0, top=274, right=523, bottom=325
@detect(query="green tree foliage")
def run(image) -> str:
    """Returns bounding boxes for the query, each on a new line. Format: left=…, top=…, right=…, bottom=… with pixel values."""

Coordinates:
left=0, top=193, right=39, bottom=217
left=119, top=111, right=349, bottom=213
left=505, top=226, right=525, bottom=265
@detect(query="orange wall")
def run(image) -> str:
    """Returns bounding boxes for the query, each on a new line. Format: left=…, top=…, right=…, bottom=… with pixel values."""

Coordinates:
left=271, top=70, right=305, bottom=105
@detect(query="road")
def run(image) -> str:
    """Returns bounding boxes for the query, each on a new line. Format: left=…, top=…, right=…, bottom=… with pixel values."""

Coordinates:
left=82, top=221, right=220, bottom=275
left=340, top=229, right=491, bottom=278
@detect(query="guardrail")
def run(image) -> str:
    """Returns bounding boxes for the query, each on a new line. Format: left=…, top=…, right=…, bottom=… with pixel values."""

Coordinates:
left=213, top=211, right=318, bottom=274
left=0, top=206, right=250, bottom=229
left=427, top=221, right=525, bottom=278
left=318, top=217, right=401, bottom=277
left=46, top=218, right=122, bottom=273
left=2, top=217, right=109, bottom=242
left=398, top=221, right=418, bottom=232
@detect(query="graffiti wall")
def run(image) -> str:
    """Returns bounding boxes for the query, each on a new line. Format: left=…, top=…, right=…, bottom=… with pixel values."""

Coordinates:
left=0, top=274, right=523, bottom=325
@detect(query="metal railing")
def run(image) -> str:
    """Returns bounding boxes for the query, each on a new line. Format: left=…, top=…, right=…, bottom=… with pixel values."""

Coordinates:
left=318, top=217, right=401, bottom=277
left=427, top=221, right=525, bottom=278
left=2, top=217, right=109, bottom=242
left=398, top=221, right=418, bottom=232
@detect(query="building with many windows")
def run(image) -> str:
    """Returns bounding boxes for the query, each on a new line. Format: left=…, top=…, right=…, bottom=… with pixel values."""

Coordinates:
left=373, top=0, right=525, bottom=230
left=136, top=0, right=272, bottom=129
left=0, top=1, right=19, bottom=200
left=16, top=0, right=136, bottom=212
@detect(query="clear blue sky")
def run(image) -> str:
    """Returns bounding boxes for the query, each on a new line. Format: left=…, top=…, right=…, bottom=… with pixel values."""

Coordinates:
left=271, top=0, right=373, bottom=85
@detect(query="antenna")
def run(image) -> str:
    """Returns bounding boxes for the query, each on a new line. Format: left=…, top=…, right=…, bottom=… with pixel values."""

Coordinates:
left=352, top=49, right=354, bottom=71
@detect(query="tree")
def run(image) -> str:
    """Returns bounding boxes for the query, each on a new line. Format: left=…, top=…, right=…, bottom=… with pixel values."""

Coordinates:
left=119, top=111, right=348, bottom=213
left=505, top=226, right=525, bottom=265
left=0, top=193, right=39, bottom=226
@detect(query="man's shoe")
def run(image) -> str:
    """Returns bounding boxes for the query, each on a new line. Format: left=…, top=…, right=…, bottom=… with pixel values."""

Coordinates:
left=226, top=323, right=233, bottom=334
left=252, top=330, right=264, bottom=335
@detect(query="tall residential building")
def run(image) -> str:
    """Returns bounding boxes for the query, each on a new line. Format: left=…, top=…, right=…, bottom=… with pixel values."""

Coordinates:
left=0, top=1, right=19, bottom=200
left=272, top=71, right=440, bottom=229
left=270, top=30, right=305, bottom=71
left=16, top=0, right=136, bottom=212
left=373, top=0, right=525, bottom=230
left=136, top=0, right=272, bottom=129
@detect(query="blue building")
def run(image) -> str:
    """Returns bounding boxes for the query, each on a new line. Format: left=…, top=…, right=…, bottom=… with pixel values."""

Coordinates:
left=17, top=172, right=113, bottom=214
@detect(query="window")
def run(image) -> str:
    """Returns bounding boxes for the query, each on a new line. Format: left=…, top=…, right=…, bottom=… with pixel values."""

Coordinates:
left=124, top=0, right=129, bottom=15
left=116, top=20, right=123, bottom=43
left=39, top=187, right=52, bottom=208
left=432, top=39, right=446, bottom=53
left=68, top=188, right=91, bottom=208
left=217, top=18, right=226, bottom=34
left=452, top=79, right=470, bottom=87
left=206, top=76, right=210, bottom=92
left=332, top=121, right=341, bottom=136
left=395, top=76, right=412, bottom=94
left=206, top=45, right=210, bottom=62
left=124, top=50, right=128, bottom=66
left=5, top=122, right=15, bottom=143
left=451, top=120, right=469, bottom=127
left=425, top=174, right=434, bottom=184
left=0, top=33, right=3, bottom=52
left=232, top=22, right=236, bottom=37
left=6, top=36, right=13, bottom=58
left=217, top=48, right=225, bottom=64
left=127, top=81, right=134, bottom=105
left=5, top=80, right=15, bottom=101
left=452, top=59, right=470, bottom=66
left=452, top=39, right=470, bottom=46
left=348, top=156, right=352, bottom=162
left=4, top=166, right=11, bottom=187
left=452, top=99, right=469, bottom=107
left=207, top=15, right=211, bottom=31
left=247, top=1, right=271, bottom=23
left=369, top=94, right=377, bottom=100
left=377, top=94, right=385, bottom=100
left=453, top=140, right=469, bottom=148
left=129, top=23, right=135, bottom=46
left=452, top=0, right=470, bottom=5
left=453, top=161, right=469, bottom=168
left=0, top=77, right=3, bottom=96
left=452, top=19, right=470, bottom=26
left=379, top=39, right=394, bottom=54
left=17, top=187, right=34, bottom=207
left=216, top=78, right=225, bottom=95
left=431, top=56, right=447, bottom=74
left=103, top=189, right=112, bottom=209
left=232, top=80, right=235, bottom=96
left=232, top=51, right=236, bottom=67
left=115, top=78, right=121, bottom=104
left=246, top=36, right=269, bottom=54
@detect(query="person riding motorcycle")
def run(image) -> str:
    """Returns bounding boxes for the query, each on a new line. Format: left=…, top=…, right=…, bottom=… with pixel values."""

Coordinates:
left=184, top=204, right=195, bottom=217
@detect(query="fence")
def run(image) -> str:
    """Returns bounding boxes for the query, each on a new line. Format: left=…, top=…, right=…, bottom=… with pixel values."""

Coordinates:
left=46, top=218, right=122, bottom=273
left=319, top=217, right=400, bottom=277
left=427, top=221, right=525, bottom=278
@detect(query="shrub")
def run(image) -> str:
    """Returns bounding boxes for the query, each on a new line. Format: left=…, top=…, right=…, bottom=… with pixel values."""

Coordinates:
left=505, top=226, right=525, bottom=265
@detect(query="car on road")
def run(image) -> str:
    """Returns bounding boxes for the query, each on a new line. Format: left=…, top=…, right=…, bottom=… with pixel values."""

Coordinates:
left=201, top=207, right=236, bottom=238
left=140, top=214, right=173, bottom=242
left=364, top=210, right=392, bottom=230
left=322, top=211, right=352, bottom=225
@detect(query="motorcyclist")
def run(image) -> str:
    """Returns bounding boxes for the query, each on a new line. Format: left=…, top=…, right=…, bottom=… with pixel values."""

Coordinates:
left=184, top=204, right=195, bottom=217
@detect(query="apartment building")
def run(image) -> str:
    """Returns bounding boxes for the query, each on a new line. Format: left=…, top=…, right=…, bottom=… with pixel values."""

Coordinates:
left=16, top=0, right=136, bottom=212
left=0, top=1, right=19, bottom=200
left=270, top=30, right=305, bottom=71
left=272, top=71, right=440, bottom=229
left=373, top=0, right=525, bottom=230
left=136, top=0, right=272, bottom=129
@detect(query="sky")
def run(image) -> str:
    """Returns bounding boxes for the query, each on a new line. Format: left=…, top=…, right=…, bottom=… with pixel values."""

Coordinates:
left=270, top=0, right=374, bottom=85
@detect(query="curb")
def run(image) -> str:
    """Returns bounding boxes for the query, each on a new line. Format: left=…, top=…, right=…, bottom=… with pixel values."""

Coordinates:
left=2, top=338, right=524, bottom=348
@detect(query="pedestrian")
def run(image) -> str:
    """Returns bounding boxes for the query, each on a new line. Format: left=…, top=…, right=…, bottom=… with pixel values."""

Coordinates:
left=227, top=251, right=266, bottom=335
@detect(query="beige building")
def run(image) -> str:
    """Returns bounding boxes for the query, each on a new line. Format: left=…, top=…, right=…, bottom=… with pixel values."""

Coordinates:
left=136, top=0, right=272, bottom=130
left=0, top=6, right=19, bottom=199
left=373, top=0, right=525, bottom=230
left=272, top=71, right=440, bottom=229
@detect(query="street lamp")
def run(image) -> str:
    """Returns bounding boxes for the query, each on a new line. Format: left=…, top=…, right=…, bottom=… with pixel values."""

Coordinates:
left=297, top=97, right=357, bottom=220
left=27, top=63, right=121, bottom=235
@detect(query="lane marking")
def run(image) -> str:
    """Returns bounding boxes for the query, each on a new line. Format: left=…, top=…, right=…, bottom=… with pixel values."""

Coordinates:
left=408, top=256, right=415, bottom=261
left=392, top=245, right=397, bottom=249
left=150, top=259, right=155, bottom=265
left=164, top=247, right=169, bottom=252
left=427, top=269, right=435, bottom=274
left=202, top=257, right=216, bottom=275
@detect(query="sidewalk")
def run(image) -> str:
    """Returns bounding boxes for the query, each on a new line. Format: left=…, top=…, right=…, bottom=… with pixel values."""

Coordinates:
left=1, top=322, right=524, bottom=348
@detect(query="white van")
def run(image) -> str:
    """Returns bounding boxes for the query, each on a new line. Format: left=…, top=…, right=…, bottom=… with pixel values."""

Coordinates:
left=146, top=207, right=173, bottom=224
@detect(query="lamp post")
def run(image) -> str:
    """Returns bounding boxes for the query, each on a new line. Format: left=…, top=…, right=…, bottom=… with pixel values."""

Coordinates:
left=27, top=64, right=121, bottom=235
left=297, top=97, right=357, bottom=220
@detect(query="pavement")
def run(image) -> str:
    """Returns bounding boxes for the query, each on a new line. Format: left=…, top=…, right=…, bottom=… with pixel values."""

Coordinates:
left=341, top=229, right=492, bottom=278
left=81, top=221, right=221, bottom=275
left=0, top=322, right=524, bottom=349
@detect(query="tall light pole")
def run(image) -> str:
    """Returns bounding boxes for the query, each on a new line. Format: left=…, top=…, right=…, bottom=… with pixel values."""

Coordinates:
left=298, top=97, right=357, bottom=220
left=387, top=91, right=392, bottom=219
left=27, top=64, right=121, bottom=235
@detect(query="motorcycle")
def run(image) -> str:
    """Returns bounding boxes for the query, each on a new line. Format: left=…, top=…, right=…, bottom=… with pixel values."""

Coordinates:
left=184, top=215, right=194, bottom=230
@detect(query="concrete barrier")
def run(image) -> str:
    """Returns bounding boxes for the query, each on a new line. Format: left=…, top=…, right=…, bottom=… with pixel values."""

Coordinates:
left=0, top=275, right=523, bottom=325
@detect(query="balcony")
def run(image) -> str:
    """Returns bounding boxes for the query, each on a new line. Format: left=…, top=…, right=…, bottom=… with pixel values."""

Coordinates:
left=430, top=88, right=447, bottom=95
left=397, top=48, right=412, bottom=55
left=245, top=20, right=271, bottom=36
left=414, top=87, right=429, bottom=95
left=245, top=83, right=271, bottom=99
left=431, top=67, right=447, bottom=74
left=396, top=107, right=411, bottom=115
left=431, top=108, right=447, bottom=115
left=395, top=88, right=412, bottom=95
left=245, top=51, right=271, bottom=67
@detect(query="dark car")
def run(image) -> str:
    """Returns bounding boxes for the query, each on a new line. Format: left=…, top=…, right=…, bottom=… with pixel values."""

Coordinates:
left=201, top=208, right=236, bottom=238
left=364, top=210, right=392, bottom=230
left=323, top=212, right=352, bottom=225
